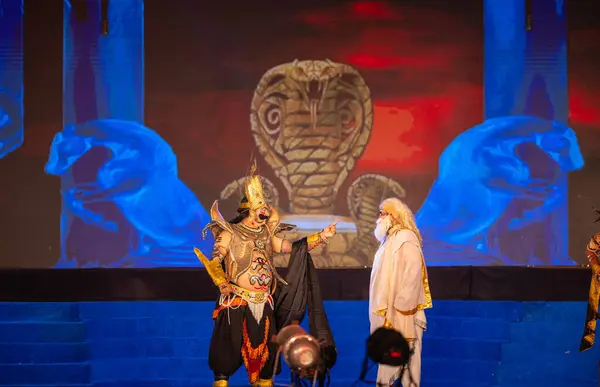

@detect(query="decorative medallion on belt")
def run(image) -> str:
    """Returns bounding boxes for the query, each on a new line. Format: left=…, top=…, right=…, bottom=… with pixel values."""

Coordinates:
left=256, top=240, right=265, bottom=249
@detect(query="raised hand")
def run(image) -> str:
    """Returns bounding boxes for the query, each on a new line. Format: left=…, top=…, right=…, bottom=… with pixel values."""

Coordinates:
left=321, top=221, right=338, bottom=240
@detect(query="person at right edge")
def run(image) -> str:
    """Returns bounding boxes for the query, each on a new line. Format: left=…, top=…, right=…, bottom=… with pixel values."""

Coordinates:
left=369, top=198, right=433, bottom=387
left=579, top=209, right=600, bottom=353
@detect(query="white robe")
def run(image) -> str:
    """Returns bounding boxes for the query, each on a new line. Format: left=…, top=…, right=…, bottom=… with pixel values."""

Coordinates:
left=369, top=228, right=432, bottom=387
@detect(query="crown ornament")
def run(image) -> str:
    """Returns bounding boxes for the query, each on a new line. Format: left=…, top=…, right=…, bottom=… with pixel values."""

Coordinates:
left=239, top=159, right=267, bottom=211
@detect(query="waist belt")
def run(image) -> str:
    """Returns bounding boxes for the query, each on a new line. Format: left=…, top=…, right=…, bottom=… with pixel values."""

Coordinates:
left=231, top=284, right=270, bottom=304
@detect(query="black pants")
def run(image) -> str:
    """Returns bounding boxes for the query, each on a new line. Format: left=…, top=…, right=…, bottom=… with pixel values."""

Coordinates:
left=209, top=299, right=278, bottom=383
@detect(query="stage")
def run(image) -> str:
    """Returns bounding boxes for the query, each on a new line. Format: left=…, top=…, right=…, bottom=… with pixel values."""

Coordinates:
left=0, top=266, right=597, bottom=387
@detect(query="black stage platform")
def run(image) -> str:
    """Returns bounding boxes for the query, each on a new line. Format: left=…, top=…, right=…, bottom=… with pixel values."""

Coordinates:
left=0, top=266, right=592, bottom=302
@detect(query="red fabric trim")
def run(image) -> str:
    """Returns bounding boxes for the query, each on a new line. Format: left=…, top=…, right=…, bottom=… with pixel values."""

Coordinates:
left=212, top=297, right=247, bottom=319
left=241, top=316, right=270, bottom=383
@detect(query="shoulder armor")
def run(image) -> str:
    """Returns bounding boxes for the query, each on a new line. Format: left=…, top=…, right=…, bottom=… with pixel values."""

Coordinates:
left=266, top=205, right=296, bottom=235
left=202, top=200, right=234, bottom=239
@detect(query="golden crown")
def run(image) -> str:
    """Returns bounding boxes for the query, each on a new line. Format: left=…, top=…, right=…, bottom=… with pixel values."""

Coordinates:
left=239, top=160, right=267, bottom=211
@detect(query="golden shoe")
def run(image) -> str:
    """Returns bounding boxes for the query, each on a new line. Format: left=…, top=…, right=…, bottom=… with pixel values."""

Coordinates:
left=213, top=380, right=228, bottom=387
left=252, top=379, right=273, bottom=387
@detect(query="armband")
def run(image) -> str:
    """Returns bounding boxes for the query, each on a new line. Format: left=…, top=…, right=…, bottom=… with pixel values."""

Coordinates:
left=193, top=247, right=228, bottom=287
left=307, top=232, right=322, bottom=245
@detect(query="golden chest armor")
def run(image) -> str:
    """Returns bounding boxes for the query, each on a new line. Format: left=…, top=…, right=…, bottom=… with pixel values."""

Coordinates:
left=225, top=223, right=274, bottom=284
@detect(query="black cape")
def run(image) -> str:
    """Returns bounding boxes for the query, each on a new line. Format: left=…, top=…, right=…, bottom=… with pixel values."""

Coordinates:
left=274, top=238, right=337, bottom=385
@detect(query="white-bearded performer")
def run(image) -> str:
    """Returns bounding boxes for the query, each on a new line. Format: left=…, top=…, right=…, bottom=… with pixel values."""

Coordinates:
left=369, top=198, right=433, bottom=387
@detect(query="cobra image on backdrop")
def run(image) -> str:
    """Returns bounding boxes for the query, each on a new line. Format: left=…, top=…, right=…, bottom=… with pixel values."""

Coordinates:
left=0, top=0, right=599, bottom=386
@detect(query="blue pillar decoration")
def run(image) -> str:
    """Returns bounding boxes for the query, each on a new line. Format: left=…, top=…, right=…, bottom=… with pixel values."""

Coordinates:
left=522, top=0, right=567, bottom=123
left=481, top=0, right=577, bottom=265
left=96, top=0, right=145, bottom=122
left=484, top=0, right=526, bottom=119
left=0, top=0, right=24, bottom=159
left=63, top=0, right=144, bottom=125
left=54, top=1, right=212, bottom=268
left=484, top=0, right=567, bottom=124
left=522, top=0, right=569, bottom=264
left=57, top=0, right=147, bottom=268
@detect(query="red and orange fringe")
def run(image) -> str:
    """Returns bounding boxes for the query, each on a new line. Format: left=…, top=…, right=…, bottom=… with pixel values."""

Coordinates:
left=241, top=316, right=270, bottom=383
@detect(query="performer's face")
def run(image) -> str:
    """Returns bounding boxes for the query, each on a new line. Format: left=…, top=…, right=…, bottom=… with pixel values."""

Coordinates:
left=251, top=206, right=271, bottom=226
left=374, top=210, right=392, bottom=242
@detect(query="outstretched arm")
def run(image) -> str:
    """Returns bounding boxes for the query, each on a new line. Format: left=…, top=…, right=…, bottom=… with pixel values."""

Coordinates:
left=272, top=232, right=326, bottom=254
left=272, top=221, right=338, bottom=253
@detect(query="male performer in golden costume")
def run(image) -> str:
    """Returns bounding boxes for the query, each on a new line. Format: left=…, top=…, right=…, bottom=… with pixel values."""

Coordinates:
left=369, top=198, right=432, bottom=387
left=196, top=163, right=338, bottom=387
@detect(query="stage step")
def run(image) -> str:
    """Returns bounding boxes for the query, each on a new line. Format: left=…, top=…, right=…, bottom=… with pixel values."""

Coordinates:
left=79, top=300, right=523, bottom=320
left=92, top=358, right=304, bottom=383
left=92, top=383, right=497, bottom=387
left=424, top=337, right=503, bottom=360
left=0, top=303, right=80, bottom=322
left=0, top=303, right=89, bottom=386
left=91, top=358, right=245, bottom=382
left=334, top=357, right=499, bottom=384
left=0, top=322, right=85, bottom=343
left=79, top=301, right=209, bottom=319
left=330, top=315, right=509, bottom=341
left=89, top=356, right=499, bottom=384
left=0, top=342, right=89, bottom=363
left=496, top=302, right=599, bottom=387
left=509, top=320, right=587, bottom=346
left=0, top=363, right=90, bottom=385
left=89, top=338, right=210, bottom=359
left=324, top=300, right=523, bottom=320
left=520, top=301, right=588, bottom=322
left=83, top=315, right=509, bottom=343
left=3, top=385, right=92, bottom=387
left=3, top=385, right=91, bottom=387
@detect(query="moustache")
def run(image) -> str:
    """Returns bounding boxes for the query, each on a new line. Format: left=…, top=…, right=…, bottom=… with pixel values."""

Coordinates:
left=258, top=214, right=269, bottom=221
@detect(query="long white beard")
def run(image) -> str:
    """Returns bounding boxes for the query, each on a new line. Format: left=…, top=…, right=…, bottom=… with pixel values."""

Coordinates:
left=374, top=216, right=391, bottom=242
